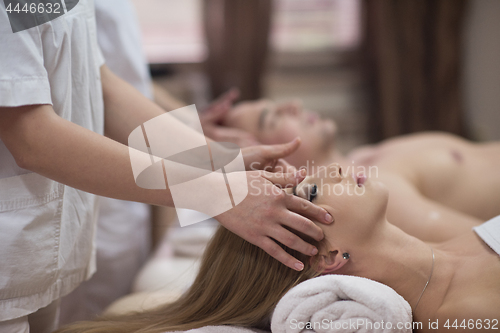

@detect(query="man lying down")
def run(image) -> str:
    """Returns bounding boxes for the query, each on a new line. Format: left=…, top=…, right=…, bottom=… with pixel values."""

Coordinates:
left=55, top=99, right=500, bottom=332
left=221, top=99, right=500, bottom=242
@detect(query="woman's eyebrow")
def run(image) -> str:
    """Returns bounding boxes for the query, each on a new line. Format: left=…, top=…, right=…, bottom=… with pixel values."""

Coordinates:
left=258, top=108, right=269, bottom=130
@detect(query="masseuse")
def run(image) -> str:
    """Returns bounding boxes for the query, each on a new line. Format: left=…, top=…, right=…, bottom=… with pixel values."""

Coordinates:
left=0, top=1, right=332, bottom=332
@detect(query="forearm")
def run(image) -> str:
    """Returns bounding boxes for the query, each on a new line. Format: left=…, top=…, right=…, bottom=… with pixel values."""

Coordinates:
left=152, top=81, right=185, bottom=111
left=0, top=104, right=172, bottom=206
left=101, top=65, right=211, bottom=148
left=102, top=65, right=171, bottom=145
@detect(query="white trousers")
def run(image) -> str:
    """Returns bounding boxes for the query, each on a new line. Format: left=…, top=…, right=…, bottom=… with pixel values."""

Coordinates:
left=0, top=299, right=60, bottom=333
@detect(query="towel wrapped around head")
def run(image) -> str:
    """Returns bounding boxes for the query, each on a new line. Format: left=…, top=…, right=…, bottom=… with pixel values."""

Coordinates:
left=271, top=275, right=412, bottom=333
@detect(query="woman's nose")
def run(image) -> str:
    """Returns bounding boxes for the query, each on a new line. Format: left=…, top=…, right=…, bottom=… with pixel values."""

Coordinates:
left=326, top=163, right=342, bottom=180
left=314, top=163, right=342, bottom=185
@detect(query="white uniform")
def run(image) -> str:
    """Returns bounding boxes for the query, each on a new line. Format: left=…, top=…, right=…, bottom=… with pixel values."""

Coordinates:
left=58, top=0, right=153, bottom=324
left=0, top=0, right=104, bottom=329
left=94, top=0, right=153, bottom=100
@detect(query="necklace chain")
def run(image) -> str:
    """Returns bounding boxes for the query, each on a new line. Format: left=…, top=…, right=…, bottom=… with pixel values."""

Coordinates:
left=414, top=246, right=435, bottom=312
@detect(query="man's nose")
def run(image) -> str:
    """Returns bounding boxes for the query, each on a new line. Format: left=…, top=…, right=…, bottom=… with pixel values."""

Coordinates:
left=278, top=103, right=301, bottom=116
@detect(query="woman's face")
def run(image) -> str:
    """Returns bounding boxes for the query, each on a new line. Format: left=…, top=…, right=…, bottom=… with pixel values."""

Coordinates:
left=224, top=99, right=337, bottom=167
left=286, top=163, right=389, bottom=246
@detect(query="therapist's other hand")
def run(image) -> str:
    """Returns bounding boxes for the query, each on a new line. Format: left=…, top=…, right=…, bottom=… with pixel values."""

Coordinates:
left=202, top=87, right=240, bottom=119
left=242, top=137, right=301, bottom=173
left=200, top=88, right=260, bottom=148
left=206, top=126, right=260, bottom=148
left=215, top=169, right=334, bottom=271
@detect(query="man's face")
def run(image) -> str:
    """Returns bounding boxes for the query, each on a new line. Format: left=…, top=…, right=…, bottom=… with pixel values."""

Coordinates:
left=224, top=99, right=337, bottom=168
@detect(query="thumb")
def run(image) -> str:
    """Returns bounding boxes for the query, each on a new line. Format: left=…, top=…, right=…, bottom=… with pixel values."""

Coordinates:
left=264, top=137, right=301, bottom=160
left=260, top=168, right=306, bottom=187
left=216, top=87, right=240, bottom=105
left=223, top=87, right=240, bottom=102
left=202, top=101, right=231, bottom=123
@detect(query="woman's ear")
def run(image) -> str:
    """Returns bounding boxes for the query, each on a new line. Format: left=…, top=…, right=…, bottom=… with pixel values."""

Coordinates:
left=310, top=250, right=349, bottom=274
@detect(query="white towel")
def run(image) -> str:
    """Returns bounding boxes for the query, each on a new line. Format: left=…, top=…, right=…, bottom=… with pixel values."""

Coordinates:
left=473, top=215, right=500, bottom=256
left=271, top=275, right=412, bottom=333
left=164, top=326, right=268, bottom=333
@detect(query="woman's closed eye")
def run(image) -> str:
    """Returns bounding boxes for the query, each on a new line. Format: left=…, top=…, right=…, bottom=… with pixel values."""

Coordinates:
left=308, top=184, right=318, bottom=202
left=293, top=183, right=318, bottom=202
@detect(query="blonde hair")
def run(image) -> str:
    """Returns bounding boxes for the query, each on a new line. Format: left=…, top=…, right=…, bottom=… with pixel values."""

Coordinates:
left=56, top=226, right=322, bottom=333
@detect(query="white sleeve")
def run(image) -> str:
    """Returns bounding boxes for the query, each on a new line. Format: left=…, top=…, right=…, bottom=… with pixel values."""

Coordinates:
left=0, top=3, right=52, bottom=107
left=94, top=0, right=152, bottom=99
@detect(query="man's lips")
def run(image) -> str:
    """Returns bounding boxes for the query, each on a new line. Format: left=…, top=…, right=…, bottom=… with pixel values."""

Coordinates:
left=307, top=113, right=319, bottom=124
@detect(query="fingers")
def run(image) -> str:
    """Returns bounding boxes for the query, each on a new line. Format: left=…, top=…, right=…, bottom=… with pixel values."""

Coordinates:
left=259, top=168, right=306, bottom=187
left=280, top=210, right=325, bottom=242
left=263, top=137, right=301, bottom=160
left=285, top=194, right=334, bottom=225
left=202, top=101, right=231, bottom=123
left=202, top=88, right=240, bottom=123
left=258, top=237, right=307, bottom=271
left=273, top=159, right=297, bottom=174
left=219, top=87, right=240, bottom=104
left=208, top=127, right=259, bottom=148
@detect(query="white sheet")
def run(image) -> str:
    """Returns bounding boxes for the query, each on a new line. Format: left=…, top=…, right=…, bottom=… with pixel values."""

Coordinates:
left=473, top=215, right=500, bottom=256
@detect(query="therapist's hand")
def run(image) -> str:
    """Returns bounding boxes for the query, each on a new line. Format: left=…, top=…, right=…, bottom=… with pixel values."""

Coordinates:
left=202, top=87, right=240, bottom=118
left=215, top=169, right=334, bottom=271
left=200, top=88, right=260, bottom=148
left=242, top=137, right=301, bottom=173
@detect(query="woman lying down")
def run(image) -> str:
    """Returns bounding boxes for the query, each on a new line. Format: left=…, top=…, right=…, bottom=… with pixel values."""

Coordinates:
left=56, top=163, right=499, bottom=333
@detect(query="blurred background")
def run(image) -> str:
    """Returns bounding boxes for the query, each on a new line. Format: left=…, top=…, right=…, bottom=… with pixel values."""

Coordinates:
left=131, top=0, right=500, bottom=155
